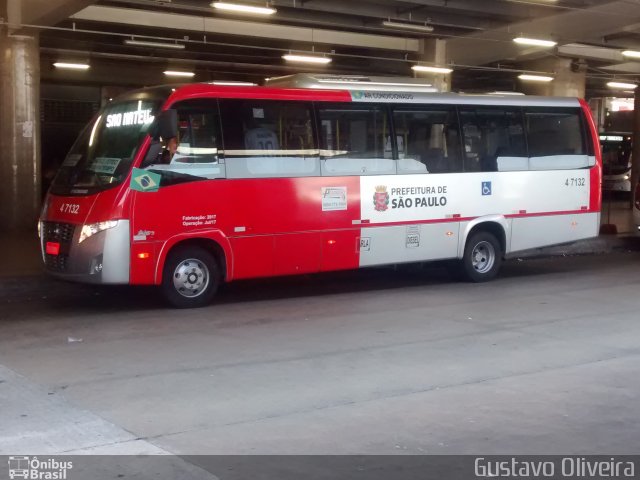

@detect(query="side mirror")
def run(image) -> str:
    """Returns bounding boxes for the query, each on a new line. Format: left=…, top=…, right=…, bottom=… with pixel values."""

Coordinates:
left=140, top=140, right=163, bottom=168
left=150, top=109, right=178, bottom=140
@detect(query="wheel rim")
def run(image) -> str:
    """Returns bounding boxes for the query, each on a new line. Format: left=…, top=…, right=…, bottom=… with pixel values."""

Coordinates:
left=471, top=240, right=495, bottom=274
left=172, top=258, right=210, bottom=298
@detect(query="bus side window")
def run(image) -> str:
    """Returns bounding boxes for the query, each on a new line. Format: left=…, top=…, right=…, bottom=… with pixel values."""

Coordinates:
left=525, top=108, right=591, bottom=170
left=146, top=99, right=225, bottom=184
left=219, top=99, right=319, bottom=178
left=316, top=104, right=395, bottom=176
left=459, top=107, right=527, bottom=172
left=393, top=107, right=462, bottom=174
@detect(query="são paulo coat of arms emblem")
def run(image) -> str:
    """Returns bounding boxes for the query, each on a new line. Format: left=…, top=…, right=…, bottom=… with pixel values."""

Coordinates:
left=373, top=185, right=389, bottom=212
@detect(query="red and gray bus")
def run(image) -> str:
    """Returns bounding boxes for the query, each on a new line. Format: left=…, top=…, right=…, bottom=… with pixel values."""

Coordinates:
left=40, top=81, right=601, bottom=307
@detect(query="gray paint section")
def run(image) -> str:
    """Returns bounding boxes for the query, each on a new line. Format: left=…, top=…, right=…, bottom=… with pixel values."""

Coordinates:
left=102, top=220, right=130, bottom=284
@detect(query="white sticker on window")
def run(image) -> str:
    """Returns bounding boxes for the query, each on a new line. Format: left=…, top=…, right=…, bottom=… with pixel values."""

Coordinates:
left=90, top=157, right=121, bottom=175
left=321, top=186, right=347, bottom=211
left=252, top=108, right=265, bottom=119
left=62, top=154, right=82, bottom=167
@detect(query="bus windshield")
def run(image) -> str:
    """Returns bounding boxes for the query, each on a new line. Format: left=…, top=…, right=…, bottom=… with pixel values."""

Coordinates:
left=50, top=99, right=161, bottom=195
left=600, top=134, right=632, bottom=175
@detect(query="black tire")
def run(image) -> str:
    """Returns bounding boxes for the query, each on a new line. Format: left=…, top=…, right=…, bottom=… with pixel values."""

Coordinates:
left=162, top=245, right=220, bottom=308
left=461, top=231, right=502, bottom=283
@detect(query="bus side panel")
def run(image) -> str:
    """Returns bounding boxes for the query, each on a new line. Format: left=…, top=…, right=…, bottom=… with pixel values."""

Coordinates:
left=130, top=241, right=158, bottom=284
left=230, top=235, right=275, bottom=279
left=509, top=167, right=597, bottom=252
left=358, top=223, right=460, bottom=267
left=510, top=212, right=599, bottom=252
left=321, top=229, right=361, bottom=272
left=274, top=233, right=322, bottom=276
left=228, top=176, right=362, bottom=279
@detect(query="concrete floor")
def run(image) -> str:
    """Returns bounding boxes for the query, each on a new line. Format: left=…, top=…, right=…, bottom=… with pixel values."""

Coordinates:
left=1, top=252, right=640, bottom=458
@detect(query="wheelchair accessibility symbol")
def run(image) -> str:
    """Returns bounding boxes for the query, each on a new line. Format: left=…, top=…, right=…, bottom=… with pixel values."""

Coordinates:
left=482, top=181, right=492, bottom=196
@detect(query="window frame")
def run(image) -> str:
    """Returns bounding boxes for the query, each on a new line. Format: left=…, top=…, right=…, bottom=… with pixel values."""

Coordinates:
left=523, top=106, right=588, bottom=157
left=391, top=104, right=464, bottom=174
left=219, top=98, right=321, bottom=179
left=315, top=102, right=396, bottom=176
left=457, top=105, right=529, bottom=173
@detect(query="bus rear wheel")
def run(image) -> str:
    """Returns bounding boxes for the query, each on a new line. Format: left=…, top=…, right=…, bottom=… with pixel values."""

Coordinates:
left=461, top=231, right=502, bottom=282
left=162, top=245, right=220, bottom=308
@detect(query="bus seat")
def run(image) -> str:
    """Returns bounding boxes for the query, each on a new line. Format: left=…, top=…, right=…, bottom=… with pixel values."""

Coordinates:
left=423, top=148, right=445, bottom=172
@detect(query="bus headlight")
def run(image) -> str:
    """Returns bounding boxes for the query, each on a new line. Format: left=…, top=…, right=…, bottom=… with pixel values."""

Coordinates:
left=79, top=220, right=119, bottom=243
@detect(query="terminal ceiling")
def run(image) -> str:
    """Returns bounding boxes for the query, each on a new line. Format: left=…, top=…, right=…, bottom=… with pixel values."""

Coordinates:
left=13, top=0, right=640, bottom=96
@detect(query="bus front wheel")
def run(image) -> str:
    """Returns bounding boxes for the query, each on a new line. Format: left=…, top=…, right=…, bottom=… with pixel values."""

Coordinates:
left=461, top=231, right=502, bottom=282
left=162, top=245, right=220, bottom=308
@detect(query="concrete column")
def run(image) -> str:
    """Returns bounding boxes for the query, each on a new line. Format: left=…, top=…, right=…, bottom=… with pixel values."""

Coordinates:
left=0, top=29, right=40, bottom=232
left=519, top=57, right=586, bottom=98
left=415, top=39, right=451, bottom=93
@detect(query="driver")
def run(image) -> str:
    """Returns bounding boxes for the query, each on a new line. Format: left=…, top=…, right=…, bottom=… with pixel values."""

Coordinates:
left=160, top=136, right=178, bottom=164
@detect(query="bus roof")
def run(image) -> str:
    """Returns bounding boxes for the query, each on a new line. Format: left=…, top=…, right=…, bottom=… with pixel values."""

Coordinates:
left=124, top=83, right=582, bottom=109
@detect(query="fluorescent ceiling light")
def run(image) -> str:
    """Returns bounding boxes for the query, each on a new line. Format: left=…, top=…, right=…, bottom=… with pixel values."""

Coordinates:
left=53, top=62, right=90, bottom=70
left=489, top=91, right=526, bottom=96
left=622, top=50, right=640, bottom=59
left=518, top=74, right=554, bottom=82
left=164, top=70, right=195, bottom=77
left=411, top=65, right=453, bottom=74
left=513, top=37, right=557, bottom=48
left=211, top=2, right=276, bottom=15
left=125, top=39, right=185, bottom=50
left=382, top=20, right=434, bottom=33
left=211, top=81, right=257, bottom=86
left=607, top=81, right=637, bottom=90
left=282, top=54, right=331, bottom=64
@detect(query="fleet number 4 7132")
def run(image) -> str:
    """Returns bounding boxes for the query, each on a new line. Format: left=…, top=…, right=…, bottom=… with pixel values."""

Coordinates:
left=60, top=203, right=80, bottom=214
left=565, top=178, right=585, bottom=187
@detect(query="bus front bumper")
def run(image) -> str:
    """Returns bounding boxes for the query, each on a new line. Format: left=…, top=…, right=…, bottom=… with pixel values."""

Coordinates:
left=40, top=219, right=130, bottom=284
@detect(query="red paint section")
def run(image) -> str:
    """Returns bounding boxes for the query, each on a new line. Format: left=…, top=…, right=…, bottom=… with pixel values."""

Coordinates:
left=231, top=236, right=274, bottom=279
left=274, top=233, right=322, bottom=276
left=580, top=98, right=602, bottom=213
left=45, top=186, right=131, bottom=226
left=130, top=176, right=361, bottom=284
left=321, top=230, right=361, bottom=272
left=130, top=242, right=157, bottom=284
left=164, top=84, right=352, bottom=109
left=45, top=194, right=97, bottom=225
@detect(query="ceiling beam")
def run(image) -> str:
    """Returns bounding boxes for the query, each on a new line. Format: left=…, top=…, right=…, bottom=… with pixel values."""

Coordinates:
left=71, top=5, right=421, bottom=52
left=381, top=0, right=547, bottom=20
left=20, top=0, right=97, bottom=27
left=445, top=0, right=640, bottom=66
